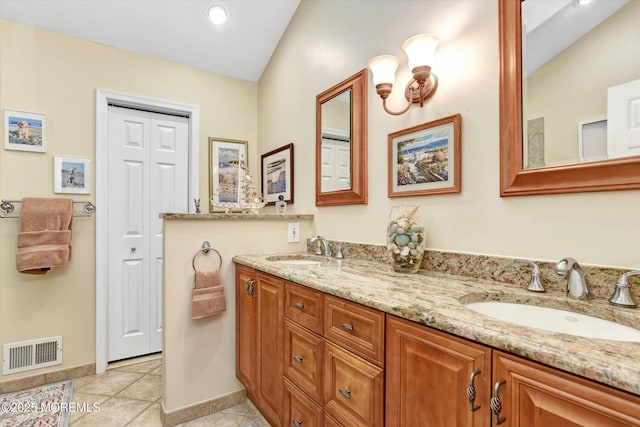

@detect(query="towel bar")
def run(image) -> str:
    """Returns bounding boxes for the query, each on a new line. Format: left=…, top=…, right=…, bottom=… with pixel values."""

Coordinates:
left=192, top=241, right=222, bottom=272
left=0, top=199, right=96, bottom=219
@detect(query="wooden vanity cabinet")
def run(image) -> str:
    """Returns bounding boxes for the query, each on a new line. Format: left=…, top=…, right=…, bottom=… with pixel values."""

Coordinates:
left=386, top=315, right=492, bottom=427
left=387, top=314, right=640, bottom=427
left=237, top=265, right=640, bottom=427
left=493, top=350, right=640, bottom=426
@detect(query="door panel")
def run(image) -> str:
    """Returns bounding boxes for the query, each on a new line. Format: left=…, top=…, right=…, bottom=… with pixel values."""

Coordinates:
left=107, top=106, right=188, bottom=361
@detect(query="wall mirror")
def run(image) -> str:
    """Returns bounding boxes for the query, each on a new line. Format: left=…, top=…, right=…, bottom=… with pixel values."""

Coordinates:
left=316, top=69, right=368, bottom=206
left=499, top=0, right=640, bottom=196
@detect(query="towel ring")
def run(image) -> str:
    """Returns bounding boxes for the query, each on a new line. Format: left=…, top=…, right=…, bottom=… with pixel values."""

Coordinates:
left=192, top=241, right=222, bottom=272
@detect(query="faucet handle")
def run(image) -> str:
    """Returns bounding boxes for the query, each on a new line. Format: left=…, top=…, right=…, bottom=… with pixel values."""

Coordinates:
left=516, top=259, right=545, bottom=292
left=334, top=242, right=344, bottom=259
left=609, top=270, right=640, bottom=308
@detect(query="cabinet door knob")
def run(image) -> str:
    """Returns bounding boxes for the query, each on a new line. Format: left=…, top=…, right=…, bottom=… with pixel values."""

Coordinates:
left=340, top=323, right=353, bottom=331
left=466, top=369, right=481, bottom=412
left=131, top=247, right=136, bottom=252
left=294, top=303, right=304, bottom=309
left=491, top=379, right=507, bottom=425
left=338, top=388, right=351, bottom=399
left=292, top=420, right=302, bottom=427
left=293, top=355, right=303, bottom=363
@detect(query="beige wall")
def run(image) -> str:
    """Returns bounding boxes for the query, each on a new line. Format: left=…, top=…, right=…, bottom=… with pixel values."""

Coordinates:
left=258, top=0, right=640, bottom=270
left=0, top=19, right=257, bottom=381
left=525, top=0, right=640, bottom=166
left=162, top=218, right=314, bottom=412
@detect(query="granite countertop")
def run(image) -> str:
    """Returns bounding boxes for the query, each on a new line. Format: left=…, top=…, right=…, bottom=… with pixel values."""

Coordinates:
left=233, top=252, right=640, bottom=397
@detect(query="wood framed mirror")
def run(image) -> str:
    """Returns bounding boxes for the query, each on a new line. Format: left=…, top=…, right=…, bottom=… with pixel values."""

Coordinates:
left=316, top=69, right=368, bottom=206
left=499, top=0, right=640, bottom=197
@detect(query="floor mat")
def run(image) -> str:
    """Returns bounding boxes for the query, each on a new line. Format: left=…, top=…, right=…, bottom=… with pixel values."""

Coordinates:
left=0, top=380, right=73, bottom=427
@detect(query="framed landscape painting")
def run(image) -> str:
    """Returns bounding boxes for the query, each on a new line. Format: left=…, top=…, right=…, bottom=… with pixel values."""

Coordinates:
left=208, top=137, right=248, bottom=212
left=388, top=114, right=461, bottom=197
left=261, top=143, right=294, bottom=205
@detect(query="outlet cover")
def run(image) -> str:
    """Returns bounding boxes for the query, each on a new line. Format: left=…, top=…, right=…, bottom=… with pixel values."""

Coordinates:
left=288, top=223, right=300, bottom=243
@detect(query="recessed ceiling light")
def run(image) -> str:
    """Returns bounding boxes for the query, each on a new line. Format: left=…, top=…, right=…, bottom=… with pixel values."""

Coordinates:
left=207, top=4, right=228, bottom=25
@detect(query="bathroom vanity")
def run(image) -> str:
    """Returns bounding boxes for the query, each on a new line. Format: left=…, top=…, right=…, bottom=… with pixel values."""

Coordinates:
left=234, top=253, right=640, bottom=427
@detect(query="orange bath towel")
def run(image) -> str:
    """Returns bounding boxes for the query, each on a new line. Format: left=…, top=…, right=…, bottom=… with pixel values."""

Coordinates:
left=191, top=270, right=226, bottom=319
left=16, top=198, right=73, bottom=274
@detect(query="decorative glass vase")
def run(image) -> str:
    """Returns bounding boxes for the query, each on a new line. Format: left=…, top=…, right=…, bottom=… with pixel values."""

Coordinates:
left=387, top=205, right=425, bottom=273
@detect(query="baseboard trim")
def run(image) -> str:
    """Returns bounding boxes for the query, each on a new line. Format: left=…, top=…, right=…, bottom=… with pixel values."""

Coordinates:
left=160, top=388, right=247, bottom=426
left=0, top=363, right=95, bottom=394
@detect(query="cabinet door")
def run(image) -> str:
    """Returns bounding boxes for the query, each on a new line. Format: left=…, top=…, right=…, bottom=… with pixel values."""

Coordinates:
left=235, top=264, right=257, bottom=396
left=493, top=350, right=640, bottom=427
left=324, top=341, right=384, bottom=427
left=257, top=272, right=285, bottom=427
left=386, top=315, right=491, bottom=427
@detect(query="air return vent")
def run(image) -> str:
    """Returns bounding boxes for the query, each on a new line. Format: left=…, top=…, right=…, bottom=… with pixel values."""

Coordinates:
left=2, top=336, right=62, bottom=375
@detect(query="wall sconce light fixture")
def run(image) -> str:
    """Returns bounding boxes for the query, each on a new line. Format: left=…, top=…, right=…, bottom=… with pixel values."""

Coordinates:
left=368, top=34, right=439, bottom=115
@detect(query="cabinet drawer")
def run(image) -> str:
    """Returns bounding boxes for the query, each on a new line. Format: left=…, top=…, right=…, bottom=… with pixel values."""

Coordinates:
left=323, top=342, right=384, bottom=427
left=284, top=378, right=324, bottom=427
left=284, top=319, right=324, bottom=403
left=324, top=295, right=385, bottom=366
left=285, top=281, right=324, bottom=335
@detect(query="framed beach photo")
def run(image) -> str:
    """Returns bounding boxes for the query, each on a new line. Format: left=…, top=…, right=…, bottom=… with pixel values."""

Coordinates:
left=388, top=114, right=461, bottom=197
left=54, top=156, right=91, bottom=194
left=261, top=143, right=294, bottom=205
left=208, top=137, right=248, bottom=212
left=4, top=110, right=46, bottom=152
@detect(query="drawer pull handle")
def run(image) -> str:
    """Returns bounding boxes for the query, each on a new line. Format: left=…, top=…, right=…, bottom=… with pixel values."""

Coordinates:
left=292, top=420, right=302, bottom=427
left=466, top=369, right=481, bottom=412
left=245, top=279, right=257, bottom=298
left=294, top=303, right=304, bottom=309
left=491, top=379, right=507, bottom=425
left=293, top=355, right=303, bottom=363
left=340, top=323, right=353, bottom=331
left=338, top=388, right=351, bottom=399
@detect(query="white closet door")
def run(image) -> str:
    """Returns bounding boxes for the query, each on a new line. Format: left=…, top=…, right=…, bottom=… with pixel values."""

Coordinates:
left=148, top=112, right=189, bottom=352
left=107, top=106, right=188, bottom=361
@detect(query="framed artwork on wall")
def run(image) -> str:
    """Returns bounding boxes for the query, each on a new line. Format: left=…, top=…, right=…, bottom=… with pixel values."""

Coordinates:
left=54, top=156, right=91, bottom=194
left=3, top=110, right=46, bottom=152
left=261, top=143, right=294, bottom=205
left=388, top=114, right=461, bottom=197
left=208, top=137, right=248, bottom=212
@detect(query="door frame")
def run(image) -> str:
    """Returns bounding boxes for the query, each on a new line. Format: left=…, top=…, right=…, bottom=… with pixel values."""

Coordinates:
left=95, top=89, right=200, bottom=373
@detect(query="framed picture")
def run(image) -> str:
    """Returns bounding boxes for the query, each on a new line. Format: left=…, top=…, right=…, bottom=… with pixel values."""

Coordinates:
left=208, top=137, right=248, bottom=212
left=388, top=114, right=461, bottom=197
left=54, top=156, right=91, bottom=194
left=3, top=110, right=46, bottom=152
left=261, top=143, right=294, bottom=205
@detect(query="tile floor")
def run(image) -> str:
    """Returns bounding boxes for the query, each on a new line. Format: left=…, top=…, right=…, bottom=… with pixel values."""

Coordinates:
left=68, top=355, right=270, bottom=426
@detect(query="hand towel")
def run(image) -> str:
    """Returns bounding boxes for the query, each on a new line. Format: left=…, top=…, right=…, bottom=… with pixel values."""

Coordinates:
left=16, top=198, right=73, bottom=274
left=191, top=270, right=226, bottom=319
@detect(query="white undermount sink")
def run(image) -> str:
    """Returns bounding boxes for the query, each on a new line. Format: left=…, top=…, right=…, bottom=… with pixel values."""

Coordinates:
left=265, top=255, right=324, bottom=266
left=465, top=301, right=640, bottom=342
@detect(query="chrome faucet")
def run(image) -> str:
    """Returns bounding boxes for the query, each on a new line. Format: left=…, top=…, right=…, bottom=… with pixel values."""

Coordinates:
left=516, top=259, right=545, bottom=292
left=609, top=270, right=640, bottom=308
left=556, top=257, right=590, bottom=300
left=309, top=235, right=331, bottom=257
